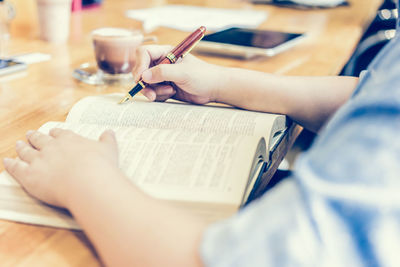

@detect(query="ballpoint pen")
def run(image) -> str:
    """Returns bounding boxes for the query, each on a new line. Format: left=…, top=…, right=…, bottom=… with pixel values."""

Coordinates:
left=118, top=26, right=206, bottom=104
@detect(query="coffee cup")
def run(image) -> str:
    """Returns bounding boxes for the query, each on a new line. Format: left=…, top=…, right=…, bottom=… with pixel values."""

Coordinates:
left=36, top=0, right=72, bottom=43
left=92, top=27, right=156, bottom=77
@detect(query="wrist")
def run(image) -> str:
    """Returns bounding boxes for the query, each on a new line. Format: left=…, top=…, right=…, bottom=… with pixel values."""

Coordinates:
left=64, top=166, right=126, bottom=211
left=209, top=65, right=231, bottom=103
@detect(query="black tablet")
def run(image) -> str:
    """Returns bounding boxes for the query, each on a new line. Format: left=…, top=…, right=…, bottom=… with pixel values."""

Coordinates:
left=195, top=27, right=305, bottom=59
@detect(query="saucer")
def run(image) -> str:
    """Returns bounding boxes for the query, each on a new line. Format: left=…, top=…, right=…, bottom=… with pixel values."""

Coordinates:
left=73, top=63, right=135, bottom=85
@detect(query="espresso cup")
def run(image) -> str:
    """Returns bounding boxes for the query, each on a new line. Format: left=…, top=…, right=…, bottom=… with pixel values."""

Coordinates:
left=92, top=27, right=156, bottom=76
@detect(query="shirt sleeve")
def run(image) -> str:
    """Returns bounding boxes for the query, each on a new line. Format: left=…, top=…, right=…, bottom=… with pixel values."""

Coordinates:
left=201, top=179, right=325, bottom=267
left=200, top=35, right=400, bottom=267
left=201, top=98, right=400, bottom=267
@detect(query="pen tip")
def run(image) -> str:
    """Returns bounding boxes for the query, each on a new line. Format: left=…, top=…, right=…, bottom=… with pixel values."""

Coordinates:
left=118, top=95, right=132, bottom=104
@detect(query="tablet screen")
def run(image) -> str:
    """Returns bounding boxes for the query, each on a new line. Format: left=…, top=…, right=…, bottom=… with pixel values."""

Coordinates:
left=202, top=28, right=303, bottom=49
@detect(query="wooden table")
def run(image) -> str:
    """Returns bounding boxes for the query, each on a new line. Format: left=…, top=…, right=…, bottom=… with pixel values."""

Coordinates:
left=0, top=0, right=382, bottom=265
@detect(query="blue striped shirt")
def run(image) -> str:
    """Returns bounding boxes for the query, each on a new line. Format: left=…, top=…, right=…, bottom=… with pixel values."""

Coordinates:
left=201, top=2, right=400, bottom=266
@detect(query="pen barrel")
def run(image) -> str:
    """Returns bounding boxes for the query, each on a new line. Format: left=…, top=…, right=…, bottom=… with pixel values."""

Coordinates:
left=155, top=26, right=206, bottom=65
left=128, top=81, right=146, bottom=97
left=172, top=26, right=205, bottom=59
left=156, top=56, right=174, bottom=65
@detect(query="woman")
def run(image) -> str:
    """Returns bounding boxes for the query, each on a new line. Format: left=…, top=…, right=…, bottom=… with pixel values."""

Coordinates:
left=4, top=8, right=400, bottom=265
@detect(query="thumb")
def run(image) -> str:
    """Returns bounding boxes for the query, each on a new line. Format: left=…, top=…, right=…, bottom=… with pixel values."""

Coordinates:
left=99, top=130, right=118, bottom=149
left=141, top=64, right=187, bottom=84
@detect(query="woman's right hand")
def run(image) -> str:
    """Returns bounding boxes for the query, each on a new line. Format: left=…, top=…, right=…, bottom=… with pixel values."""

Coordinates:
left=132, top=45, right=225, bottom=104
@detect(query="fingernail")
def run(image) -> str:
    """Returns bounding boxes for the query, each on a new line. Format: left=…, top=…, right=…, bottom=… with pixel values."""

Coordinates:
left=142, top=70, right=152, bottom=82
left=26, top=130, right=34, bottom=136
left=106, top=129, right=115, bottom=136
left=3, top=157, right=12, bottom=166
left=16, top=140, right=24, bottom=148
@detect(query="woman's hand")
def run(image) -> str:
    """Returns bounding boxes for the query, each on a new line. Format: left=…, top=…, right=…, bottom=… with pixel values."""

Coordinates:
left=133, top=45, right=226, bottom=104
left=3, top=129, right=121, bottom=209
left=3, top=130, right=206, bottom=267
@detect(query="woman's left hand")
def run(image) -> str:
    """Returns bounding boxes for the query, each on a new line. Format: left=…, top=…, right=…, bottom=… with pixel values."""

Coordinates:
left=3, top=128, right=121, bottom=209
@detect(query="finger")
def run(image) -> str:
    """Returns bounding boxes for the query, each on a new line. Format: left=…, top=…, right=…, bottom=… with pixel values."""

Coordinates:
left=26, top=130, right=53, bottom=150
left=49, top=128, right=73, bottom=138
left=155, top=94, right=174, bottom=102
left=153, top=85, right=176, bottom=102
left=99, top=130, right=117, bottom=147
left=141, top=87, right=157, bottom=101
left=141, top=62, right=189, bottom=85
left=133, top=45, right=172, bottom=82
left=3, top=158, right=29, bottom=184
left=15, top=140, right=39, bottom=164
left=99, top=130, right=119, bottom=160
left=153, top=84, right=176, bottom=96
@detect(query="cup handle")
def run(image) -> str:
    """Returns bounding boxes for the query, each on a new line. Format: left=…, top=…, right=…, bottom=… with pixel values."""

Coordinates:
left=143, top=35, right=158, bottom=43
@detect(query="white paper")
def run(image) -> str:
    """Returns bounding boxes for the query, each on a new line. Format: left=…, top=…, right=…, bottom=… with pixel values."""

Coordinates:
left=290, top=0, right=345, bottom=7
left=126, top=5, right=267, bottom=33
left=11, top=53, right=51, bottom=65
left=66, top=94, right=278, bottom=139
left=0, top=171, right=80, bottom=230
left=0, top=170, right=19, bottom=186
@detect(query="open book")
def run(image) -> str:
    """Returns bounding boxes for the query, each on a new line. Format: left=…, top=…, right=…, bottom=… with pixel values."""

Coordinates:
left=0, top=94, right=286, bottom=230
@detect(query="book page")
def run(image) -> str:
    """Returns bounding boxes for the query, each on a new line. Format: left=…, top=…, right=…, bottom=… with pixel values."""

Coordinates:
left=0, top=172, right=80, bottom=229
left=0, top=171, right=234, bottom=229
left=66, top=94, right=282, bottom=141
left=0, top=120, right=265, bottom=230
left=39, top=121, right=264, bottom=206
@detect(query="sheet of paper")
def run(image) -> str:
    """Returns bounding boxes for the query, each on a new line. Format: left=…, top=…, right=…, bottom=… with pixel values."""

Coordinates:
left=290, top=0, right=345, bottom=6
left=37, top=121, right=259, bottom=204
left=10, top=53, right=51, bottom=65
left=126, top=5, right=267, bottom=33
left=0, top=171, right=80, bottom=229
left=66, top=94, right=278, bottom=139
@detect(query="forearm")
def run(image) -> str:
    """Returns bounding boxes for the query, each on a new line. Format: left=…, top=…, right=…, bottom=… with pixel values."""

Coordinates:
left=214, top=67, right=358, bottom=132
left=67, top=170, right=206, bottom=267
